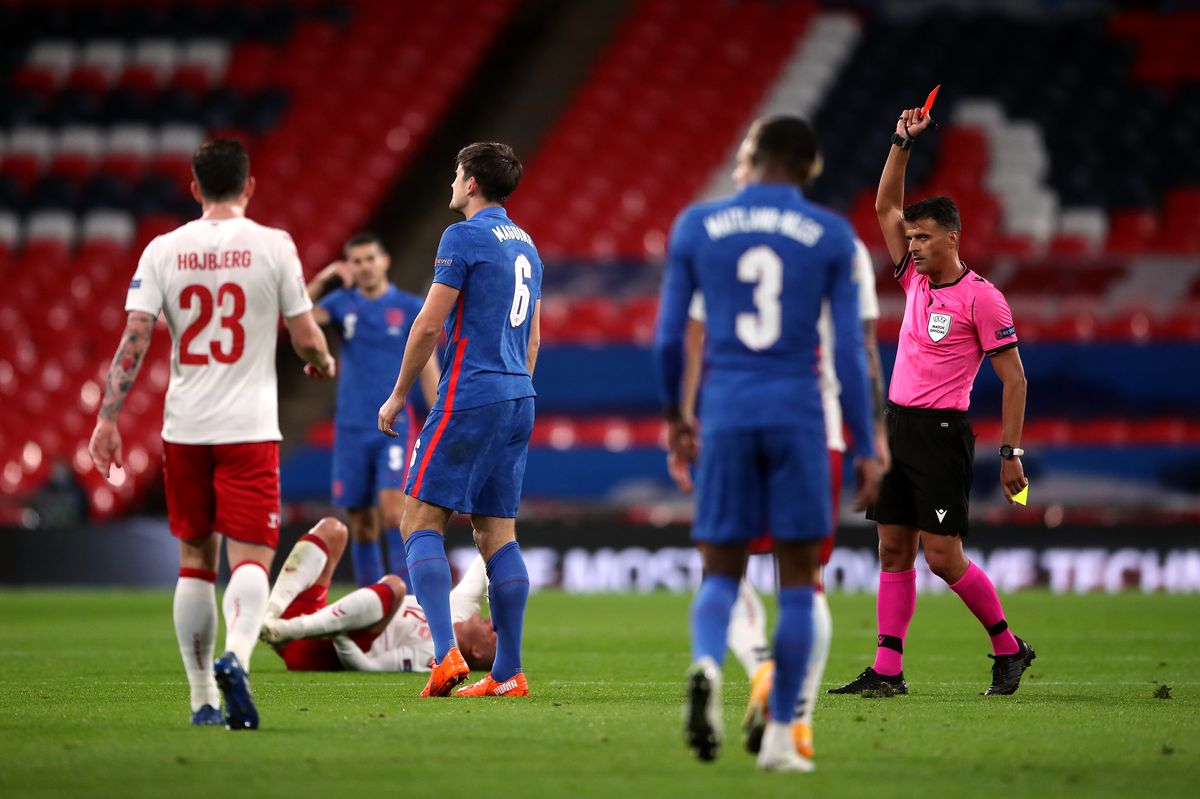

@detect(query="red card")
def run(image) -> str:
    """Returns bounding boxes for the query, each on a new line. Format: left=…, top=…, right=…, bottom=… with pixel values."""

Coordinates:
left=922, top=85, right=941, bottom=115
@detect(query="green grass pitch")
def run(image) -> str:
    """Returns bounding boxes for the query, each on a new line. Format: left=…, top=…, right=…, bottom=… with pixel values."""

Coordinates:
left=1, top=589, right=1197, bottom=798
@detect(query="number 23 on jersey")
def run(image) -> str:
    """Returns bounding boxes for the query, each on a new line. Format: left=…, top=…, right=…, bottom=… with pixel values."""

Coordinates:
left=179, top=283, right=247, bottom=365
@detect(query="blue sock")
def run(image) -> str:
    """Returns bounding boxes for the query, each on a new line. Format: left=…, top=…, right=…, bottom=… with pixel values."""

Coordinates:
left=690, top=574, right=739, bottom=664
left=486, top=541, right=529, bottom=681
left=351, top=540, right=384, bottom=587
left=384, top=528, right=412, bottom=593
left=403, top=530, right=456, bottom=661
left=770, top=586, right=815, bottom=724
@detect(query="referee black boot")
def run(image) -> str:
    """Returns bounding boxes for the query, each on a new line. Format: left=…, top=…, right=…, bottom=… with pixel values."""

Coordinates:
left=982, top=637, right=1036, bottom=696
left=827, top=666, right=908, bottom=695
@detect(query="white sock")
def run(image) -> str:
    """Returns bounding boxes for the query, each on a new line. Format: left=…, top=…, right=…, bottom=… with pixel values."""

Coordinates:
left=222, top=562, right=270, bottom=671
left=174, top=574, right=220, bottom=712
left=795, top=589, right=832, bottom=725
left=728, top=579, right=771, bottom=679
left=449, top=554, right=489, bottom=623
left=275, top=585, right=386, bottom=640
left=266, top=539, right=327, bottom=619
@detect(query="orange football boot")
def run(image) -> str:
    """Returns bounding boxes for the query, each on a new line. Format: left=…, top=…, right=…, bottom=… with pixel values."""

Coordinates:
left=742, top=660, right=774, bottom=753
left=456, top=672, right=529, bottom=697
left=420, top=647, right=469, bottom=697
left=792, top=721, right=815, bottom=759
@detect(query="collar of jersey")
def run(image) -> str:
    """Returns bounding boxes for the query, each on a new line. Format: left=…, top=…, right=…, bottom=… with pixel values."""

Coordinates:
left=471, top=206, right=509, bottom=222
left=929, top=264, right=971, bottom=290
left=736, top=182, right=804, bottom=202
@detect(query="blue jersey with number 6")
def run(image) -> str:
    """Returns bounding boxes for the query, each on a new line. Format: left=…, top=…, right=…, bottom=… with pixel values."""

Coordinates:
left=431, top=206, right=542, bottom=412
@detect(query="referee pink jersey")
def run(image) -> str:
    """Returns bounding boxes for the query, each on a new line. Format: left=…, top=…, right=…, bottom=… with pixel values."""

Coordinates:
left=889, top=253, right=1018, bottom=411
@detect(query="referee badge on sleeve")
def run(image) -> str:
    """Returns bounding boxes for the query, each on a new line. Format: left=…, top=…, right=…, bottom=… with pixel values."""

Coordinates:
left=928, top=312, right=952, bottom=342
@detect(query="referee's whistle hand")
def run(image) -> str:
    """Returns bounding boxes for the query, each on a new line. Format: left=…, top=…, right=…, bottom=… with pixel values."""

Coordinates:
left=1001, top=457, right=1028, bottom=504
left=853, top=457, right=883, bottom=511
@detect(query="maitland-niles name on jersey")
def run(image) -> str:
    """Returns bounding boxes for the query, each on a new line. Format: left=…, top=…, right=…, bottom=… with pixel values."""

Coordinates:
left=176, top=250, right=254, bottom=270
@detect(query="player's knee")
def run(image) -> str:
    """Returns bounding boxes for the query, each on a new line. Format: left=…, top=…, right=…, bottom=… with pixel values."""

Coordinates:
left=378, top=574, right=406, bottom=605
left=313, top=516, right=349, bottom=547
left=878, top=540, right=915, bottom=570
left=924, top=548, right=966, bottom=583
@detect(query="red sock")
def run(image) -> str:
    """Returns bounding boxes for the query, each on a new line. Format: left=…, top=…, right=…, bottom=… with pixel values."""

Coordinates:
left=872, top=569, right=916, bottom=676
left=950, top=562, right=1019, bottom=656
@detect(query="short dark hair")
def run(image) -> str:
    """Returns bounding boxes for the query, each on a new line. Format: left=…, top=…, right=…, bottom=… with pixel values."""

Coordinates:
left=344, top=232, right=385, bottom=256
left=456, top=142, right=522, bottom=204
left=192, top=139, right=249, bottom=201
left=751, top=115, right=820, bottom=183
left=903, top=196, right=962, bottom=233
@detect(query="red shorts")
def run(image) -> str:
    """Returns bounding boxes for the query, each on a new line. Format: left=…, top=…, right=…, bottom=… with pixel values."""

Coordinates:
left=274, top=584, right=383, bottom=672
left=747, top=449, right=844, bottom=564
left=163, top=440, right=281, bottom=548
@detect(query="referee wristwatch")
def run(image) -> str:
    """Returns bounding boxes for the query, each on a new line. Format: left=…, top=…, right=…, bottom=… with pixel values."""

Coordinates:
left=999, top=445, right=1025, bottom=459
left=891, top=132, right=914, bottom=150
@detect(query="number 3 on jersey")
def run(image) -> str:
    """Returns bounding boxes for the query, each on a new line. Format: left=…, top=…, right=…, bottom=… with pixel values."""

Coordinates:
left=179, top=283, right=247, bottom=365
left=735, top=245, right=783, bottom=350
left=509, top=254, right=532, bottom=327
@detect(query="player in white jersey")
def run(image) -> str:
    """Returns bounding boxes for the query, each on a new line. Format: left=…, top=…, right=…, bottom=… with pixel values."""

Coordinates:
left=87, top=139, right=336, bottom=730
left=674, top=233, right=888, bottom=760
left=256, top=517, right=496, bottom=674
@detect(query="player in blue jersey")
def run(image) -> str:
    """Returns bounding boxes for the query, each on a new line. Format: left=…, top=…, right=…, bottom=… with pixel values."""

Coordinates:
left=378, top=142, right=542, bottom=699
left=307, top=233, right=440, bottom=588
left=654, top=116, right=881, bottom=772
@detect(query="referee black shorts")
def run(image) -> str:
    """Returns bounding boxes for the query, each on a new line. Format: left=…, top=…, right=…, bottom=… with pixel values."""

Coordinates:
left=867, top=401, right=975, bottom=537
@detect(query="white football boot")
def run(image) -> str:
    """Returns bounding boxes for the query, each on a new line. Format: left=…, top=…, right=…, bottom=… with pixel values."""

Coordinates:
left=756, top=721, right=815, bottom=773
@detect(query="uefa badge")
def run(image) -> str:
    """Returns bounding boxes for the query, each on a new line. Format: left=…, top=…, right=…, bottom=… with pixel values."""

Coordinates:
left=928, top=312, right=952, bottom=342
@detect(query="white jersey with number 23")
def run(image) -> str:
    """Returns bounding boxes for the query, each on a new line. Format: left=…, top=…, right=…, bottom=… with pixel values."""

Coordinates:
left=125, top=217, right=313, bottom=445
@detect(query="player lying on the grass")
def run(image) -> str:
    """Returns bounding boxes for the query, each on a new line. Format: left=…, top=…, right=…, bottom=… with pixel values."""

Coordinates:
left=828, top=102, right=1035, bottom=698
left=258, top=517, right=496, bottom=673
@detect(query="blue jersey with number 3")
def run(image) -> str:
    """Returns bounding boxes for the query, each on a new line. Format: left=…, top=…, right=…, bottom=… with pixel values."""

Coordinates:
left=431, top=206, right=542, bottom=412
left=320, top=285, right=424, bottom=431
left=654, top=183, right=874, bottom=459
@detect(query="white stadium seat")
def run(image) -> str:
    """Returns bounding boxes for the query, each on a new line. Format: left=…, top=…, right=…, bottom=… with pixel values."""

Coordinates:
left=26, top=40, right=77, bottom=83
left=58, top=126, right=105, bottom=159
left=157, top=124, right=205, bottom=157
left=25, top=211, right=78, bottom=247
left=81, top=210, right=136, bottom=247
left=181, top=39, right=231, bottom=83
left=130, top=39, right=179, bottom=84
left=0, top=212, right=21, bottom=248
left=7, top=127, right=55, bottom=163
left=78, top=40, right=127, bottom=86
left=106, top=125, right=156, bottom=158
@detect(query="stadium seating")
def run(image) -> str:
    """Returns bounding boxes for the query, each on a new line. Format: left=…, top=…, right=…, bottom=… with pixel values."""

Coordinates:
left=508, top=0, right=816, bottom=260
left=0, top=0, right=518, bottom=518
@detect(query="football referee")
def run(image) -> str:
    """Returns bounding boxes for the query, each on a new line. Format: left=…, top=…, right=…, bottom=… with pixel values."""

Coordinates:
left=829, top=104, right=1035, bottom=697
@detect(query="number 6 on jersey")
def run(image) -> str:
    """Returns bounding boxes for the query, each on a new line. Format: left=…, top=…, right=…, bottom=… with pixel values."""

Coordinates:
left=510, top=254, right=532, bottom=327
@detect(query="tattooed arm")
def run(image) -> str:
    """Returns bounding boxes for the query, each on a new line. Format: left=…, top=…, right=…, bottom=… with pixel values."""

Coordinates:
left=88, top=311, right=155, bottom=477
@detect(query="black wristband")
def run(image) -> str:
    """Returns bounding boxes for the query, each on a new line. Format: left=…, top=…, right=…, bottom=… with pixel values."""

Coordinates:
left=891, top=132, right=913, bottom=150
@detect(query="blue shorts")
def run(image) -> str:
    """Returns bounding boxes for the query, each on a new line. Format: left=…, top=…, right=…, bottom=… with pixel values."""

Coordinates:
left=693, top=424, right=831, bottom=545
left=405, top=397, right=534, bottom=518
left=331, top=426, right=410, bottom=509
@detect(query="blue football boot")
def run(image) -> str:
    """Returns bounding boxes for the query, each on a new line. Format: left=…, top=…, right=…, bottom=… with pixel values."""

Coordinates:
left=213, top=651, right=259, bottom=730
left=190, top=703, right=223, bottom=726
